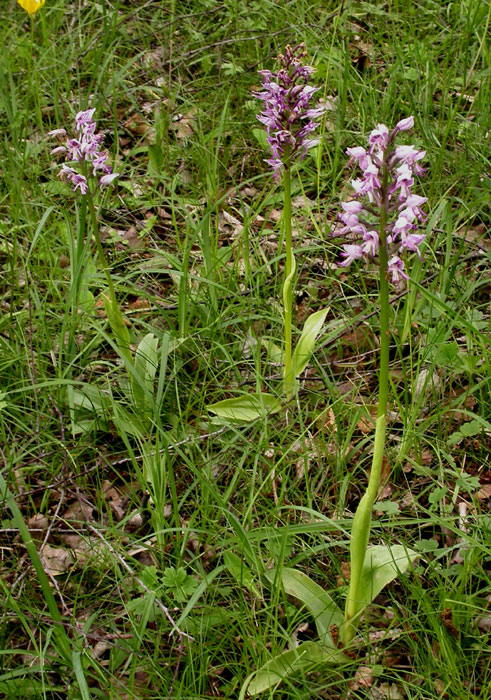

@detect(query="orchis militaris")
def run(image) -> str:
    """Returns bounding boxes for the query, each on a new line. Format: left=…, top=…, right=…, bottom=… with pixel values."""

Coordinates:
left=207, top=45, right=328, bottom=422
left=255, top=43, right=326, bottom=401
left=335, top=116, right=426, bottom=646
left=48, top=108, right=132, bottom=370
left=242, top=117, right=425, bottom=696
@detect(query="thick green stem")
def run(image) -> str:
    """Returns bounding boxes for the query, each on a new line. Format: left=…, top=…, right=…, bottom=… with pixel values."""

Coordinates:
left=343, top=163, right=391, bottom=646
left=282, top=162, right=295, bottom=400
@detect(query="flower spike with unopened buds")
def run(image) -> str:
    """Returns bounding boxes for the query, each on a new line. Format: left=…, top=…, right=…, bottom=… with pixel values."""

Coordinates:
left=255, top=43, right=325, bottom=178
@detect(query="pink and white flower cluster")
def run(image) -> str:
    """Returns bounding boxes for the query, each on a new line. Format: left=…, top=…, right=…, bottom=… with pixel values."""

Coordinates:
left=335, top=116, right=427, bottom=283
left=255, top=43, right=325, bottom=178
left=48, top=108, right=119, bottom=194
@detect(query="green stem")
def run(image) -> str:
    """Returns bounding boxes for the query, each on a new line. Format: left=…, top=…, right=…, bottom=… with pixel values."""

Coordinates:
left=343, top=163, right=391, bottom=646
left=85, top=188, right=133, bottom=368
left=282, top=162, right=295, bottom=400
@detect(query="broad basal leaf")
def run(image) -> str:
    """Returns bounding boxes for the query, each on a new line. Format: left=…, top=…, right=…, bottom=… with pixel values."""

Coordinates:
left=291, top=307, right=329, bottom=378
left=132, top=332, right=159, bottom=414
left=357, top=545, right=418, bottom=617
left=265, top=568, right=346, bottom=651
left=245, top=641, right=348, bottom=696
left=207, top=393, right=282, bottom=423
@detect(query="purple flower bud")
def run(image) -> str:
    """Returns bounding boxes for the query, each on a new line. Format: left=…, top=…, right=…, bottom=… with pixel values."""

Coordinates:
left=99, top=172, right=119, bottom=187
left=341, top=200, right=364, bottom=214
left=395, top=116, right=414, bottom=132
left=47, top=128, right=67, bottom=137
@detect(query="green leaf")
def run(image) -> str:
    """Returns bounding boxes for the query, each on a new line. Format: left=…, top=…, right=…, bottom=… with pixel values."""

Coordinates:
left=224, top=552, right=262, bottom=599
left=161, top=566, right=199, bottom=603
left=132, top=332, right=159, bottom=414
left=148, top=143, right=164, bottom=174
left=260, top=338, right=284, bottom=365
left=68, top=386, right=111, bottom=414
left=373, top=500, right=400, bottom=515
left=245, top=641, right=348, bottom=696
left=291, top=308, right=329, bottom=378
left=357, top=545, right=418, bottom=615
left=207, top=393, right=282, bottom=423
left=102, top=294, right=133, bottom=368
left=459, top=419, right=483, bottom=437
left=264, top=568, right=345, bottom=651
left=252, top=128, right=268, bottom=149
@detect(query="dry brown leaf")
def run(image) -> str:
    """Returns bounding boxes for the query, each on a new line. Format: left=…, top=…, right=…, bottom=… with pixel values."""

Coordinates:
left=478, top=483, right=491, bottom=501
left=62, top=499, right=95, bottom=525
left=349, top=665, right=375, bottom=690
left=124, top=113, right=155, bottom=141
left=172, top=108, right=196, bottom=140
left=102, top=480, right=128, bottom=521
left=41, top=544, right=73, bottom=576
left=28, top=513, right=48, bottom=542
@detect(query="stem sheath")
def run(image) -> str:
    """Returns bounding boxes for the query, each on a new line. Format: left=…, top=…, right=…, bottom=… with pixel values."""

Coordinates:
left=343, top=162, right=391, bottom=646
left=282, top=163, right=295, bottom=400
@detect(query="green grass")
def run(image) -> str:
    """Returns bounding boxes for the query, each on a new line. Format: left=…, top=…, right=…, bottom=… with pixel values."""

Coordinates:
left=0, top=0, right=490, bottom=698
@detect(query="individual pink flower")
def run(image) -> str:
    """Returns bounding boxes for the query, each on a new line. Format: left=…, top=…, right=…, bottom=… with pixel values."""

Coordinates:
left=388, top=256, right=408, bottom=282
left=368, top=124, right=389, bottom=153
left=339, top=244, right=364, bottom=267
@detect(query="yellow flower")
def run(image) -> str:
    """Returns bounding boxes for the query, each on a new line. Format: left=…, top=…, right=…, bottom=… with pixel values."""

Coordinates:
left=17, top=0, right=45, bottom=15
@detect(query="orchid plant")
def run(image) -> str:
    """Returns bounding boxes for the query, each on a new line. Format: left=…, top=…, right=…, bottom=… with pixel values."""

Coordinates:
left=241, top=117, right=426, bottom=696
left=49, top=107, right=159, bottom=433
left=208, top=45, right=328, bottom=422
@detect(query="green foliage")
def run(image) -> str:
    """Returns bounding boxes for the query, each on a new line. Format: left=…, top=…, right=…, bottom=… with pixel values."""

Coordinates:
left=207, top=393, right=282, bottom=423
left=0, top=0, right=489, bottom=698
left=291, top=307, right=329, bottom=379
left=161, top=566, right=200, bottom=603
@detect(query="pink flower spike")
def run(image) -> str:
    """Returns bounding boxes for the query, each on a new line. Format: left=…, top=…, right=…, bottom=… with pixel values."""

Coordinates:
left=99, top=172, right=119, bottom=187
left=50, top=146, right=67, bottom=155
left=339, top=244, right=364, bottom=267
left=395, top=116, right=414, bottom=132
